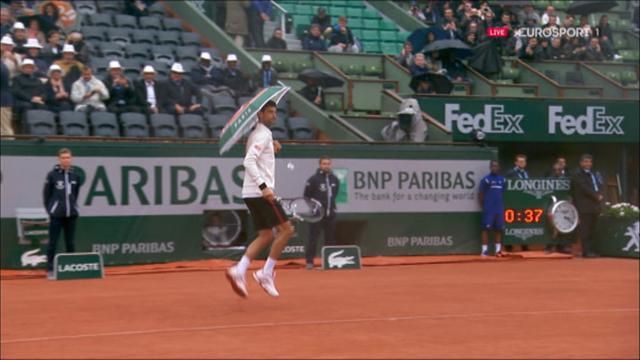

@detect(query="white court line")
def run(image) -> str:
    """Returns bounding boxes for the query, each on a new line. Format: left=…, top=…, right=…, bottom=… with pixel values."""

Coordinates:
left=2, top=308, right=638, bottom=345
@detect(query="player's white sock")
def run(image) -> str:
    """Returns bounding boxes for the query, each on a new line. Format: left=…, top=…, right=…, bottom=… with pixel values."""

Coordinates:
left=495, top=243, right=502, bottom=253
left=481, top=244, right=488, bottom=253
left=263, top=257, right=277, bottom=276
left=237, top=255, right=251, bottom=275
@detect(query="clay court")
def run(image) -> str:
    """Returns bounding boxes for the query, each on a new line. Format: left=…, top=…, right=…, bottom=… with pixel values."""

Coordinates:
left=1, top=257, right=638, bottom=359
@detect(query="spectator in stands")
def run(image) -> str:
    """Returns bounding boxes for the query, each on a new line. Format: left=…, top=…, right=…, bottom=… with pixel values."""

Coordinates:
left=302, top=24, right=327, bottom=52
left=162, top=62, right=203, bottom=115
left=414, top=79, right=434, bottom=94
left=442, top=8, right=456, bottom=25
left=103, top=61, right=140, bottom=114
left=597, top=15, right=614, bottom=50
left=519, top=37, right=544, bottom=61
left=440, top=19, right=461, bottom=40
left=65, top=31, right=90, bottom=64
left=191, top=52, right=223, bottom=88
left=53, top=44, right=84, bottom=89
left=225, top=0, right=249, bottom=48
left=1, top=35, right=22, bottom=78
left=409, top=53, right=430, bottom=76
left=40, top=2, right=61, bottom=30
left=584, top=37, right=605, bottom=61
left=543, top=15, right=559, bottom=32
left=11, top=58, right=47, bottom=115
left=299, top=79, right=325, bottom=109
left=562, top=14, right=575, bottom=28
left=427, top=51, right=443, bottom=73
left=25, top=17, right=45, bottom=45
left=465, top=21, right=484, bottom=43
left=422, top=1, right=441, bottom=25
left=547, top=37, right=567, bottom=60
left=71, top=66, right=109, bottom=112
left=0, top=62, right=13, bottom=136
left=506, top=154, right=530, bottom=179
left=381, top=100, right=427, bottom=142
left=518, top=4, right=540, bottom=26
left=23, top=38, right=47, bottom=77
left=396, top=41, right=414, bottom=69
left=248, top=0, right=271, bottom=48
left=44, top=64, right=72, bottom=113
left=253, top=54, right=278, bottom=90
left=541, top=5, right=560, bottom=26
left=41, top=30, right=62, bottom=64
left=328, top=16, right=358, bottom=53
left=311, top=7, right=331, bottom=33
left=579, top=16, right=593, bottom=40
left=464, top=32, right=477, bottom=47
left=135, top=65, right=162, bottom=114
left=11, top=22, right=27, bottom=54
left=408, top=2, right=426, bottom=22
left=565, top=37, right=586, bottom=60
left=1, top=7, right=13, bottom=37
left=221, top=54, right=250, bottom=96
left=8, top=0, right=35, bottom=19
left=124, top=0, right=151, bottom=18
left=266, top=28, right=287, bottom=50
left=545, top=156, right=568, bottom=178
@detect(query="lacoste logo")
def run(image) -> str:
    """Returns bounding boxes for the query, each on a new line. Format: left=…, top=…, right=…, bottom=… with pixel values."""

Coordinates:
left=622, top=221, right=639, bottom=253
left=328, top=250, right=355, bottom=268
left=21, top=248, right=47, bottom=267
left=505, top=228, right=544, bottom=241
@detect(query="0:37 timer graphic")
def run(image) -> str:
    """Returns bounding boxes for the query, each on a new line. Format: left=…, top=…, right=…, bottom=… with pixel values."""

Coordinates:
left=504, top=208, right=544, bottom=224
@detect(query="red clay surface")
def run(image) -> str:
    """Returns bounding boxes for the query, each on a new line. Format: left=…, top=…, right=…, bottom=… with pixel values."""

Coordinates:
left=1, top=258, right=638, bottom=359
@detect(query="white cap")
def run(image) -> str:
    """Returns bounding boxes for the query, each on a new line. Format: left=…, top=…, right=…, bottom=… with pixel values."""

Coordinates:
left=261, top=54, right=272, bottom=63
left=21, top=58, right=35, bottom=67
left=0, top=35, right=15, bottom=46
left=48, top=64, right=62, bottom=74
left=24, top=38, right=43, bottom=49
left=200, top=52, right=211, bottom=60
left=226, top=53, right=238, bottom=62
left=398, top=107, right=416, bottom=115
left=142, top=65, right=156, bottom=73
left=170, top=62, right=184, bottom=73
left=12, top=22, right=25, bottom=31
left=62, top=43, right=76, bottom=53
left=108, top=60, right=122, bottom=69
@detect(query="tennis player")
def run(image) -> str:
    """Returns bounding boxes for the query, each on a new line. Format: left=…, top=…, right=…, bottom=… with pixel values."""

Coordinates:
left=225, top=100, right=295, bottom=298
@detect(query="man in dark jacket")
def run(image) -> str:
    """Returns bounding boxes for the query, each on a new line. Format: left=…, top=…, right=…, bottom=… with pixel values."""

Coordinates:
left=1, top=62, right=14, bottom=136
left=11, top=58, right=47, bottom=116
left=253, top=54, right=278, bottom=90
left=190, top=52, right=223, bottom=88
left=298, top=79, right=325, bottom=109
left=161, top=62, right=203, bottom=115
left=303, top=156, right=340, bottom=269
left=328, top=16, right=358, bottom=53
left=302, top=24, right=327, bottom=52
left=266, top=28, right=287, bottom=50
left=43, top=148, right=83, bottom=279
left=221, top=54, right=250, bottom=97
left=134, top=65, right=163, bottom=114
left=571, top=154, right=604, bottom=257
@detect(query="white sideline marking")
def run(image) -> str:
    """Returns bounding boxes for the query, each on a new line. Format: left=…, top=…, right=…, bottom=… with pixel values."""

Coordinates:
left=2, top=308, right=638, bottom=344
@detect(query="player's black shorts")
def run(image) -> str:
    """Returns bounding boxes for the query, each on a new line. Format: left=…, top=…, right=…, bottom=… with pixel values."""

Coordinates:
left=244, top=197, right=289, bottom=230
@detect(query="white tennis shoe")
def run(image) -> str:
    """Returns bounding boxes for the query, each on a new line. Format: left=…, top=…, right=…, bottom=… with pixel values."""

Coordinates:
left=225, top=266, right=248, bottom=298
left=253, top=269, right=279, bottom=297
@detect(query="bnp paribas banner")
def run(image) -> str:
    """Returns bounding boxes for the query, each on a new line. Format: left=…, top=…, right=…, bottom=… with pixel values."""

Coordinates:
left=0, top=142, right=494, bottom=268
left=417, top=97, right=639, bottom=143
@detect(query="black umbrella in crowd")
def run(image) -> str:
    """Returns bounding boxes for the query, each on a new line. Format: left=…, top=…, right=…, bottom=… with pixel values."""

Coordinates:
left=410, top=72, right=453, bottom=94
left=567, top=0, right=618, bottom=15
left=17, top=14, right=58, bottom=36
left=422, top=39, right=473, bottom=59
left=468, top=40, right=504, bottom=76
left=297, top=69, right=344, bottom=88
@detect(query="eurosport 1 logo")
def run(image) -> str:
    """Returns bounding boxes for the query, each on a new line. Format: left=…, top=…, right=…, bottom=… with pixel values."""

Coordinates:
left=486, top=27, right=596, bottom=39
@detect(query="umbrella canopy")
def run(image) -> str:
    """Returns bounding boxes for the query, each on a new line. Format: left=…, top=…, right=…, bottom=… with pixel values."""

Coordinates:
left=18, top=14, right=58, bottom=35
left=410, top=72, right=453, bottom=94
left=421, top=39, right=472, bottom=59
left=407, top=27, right=446, bottom=55
left=468, top=40, right=504, bottom=76
left=297, top=69, right=344, bottom=88
left=219, top=86, right=290, bottom=155
left=567, top=0, right=618, bottom=15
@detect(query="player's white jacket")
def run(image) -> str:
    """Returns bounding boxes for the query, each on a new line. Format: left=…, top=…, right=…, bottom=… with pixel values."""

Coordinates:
left=242, top=122, right=275, bottom=198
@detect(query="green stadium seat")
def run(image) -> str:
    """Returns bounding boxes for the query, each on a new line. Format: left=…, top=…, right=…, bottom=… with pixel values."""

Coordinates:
left=606, top=71, right=621, bottom=83
left=613, top=37, right=628, bottom=50
left=616, top=19, right=632, bottom=31
left=619, top=50, right=640, bottom=62
left=346, top=7, right=363, bottom=18
left=349, top=18, right=364, bottom=29
left=342, top=63, right=362, bottom=76
left=326, top=98, right=343, bottom=112
left=273, top=59, right=291, bottom=73
left=363, top=64, right=382, bottom=77
left=328, top=6, right=342, bottom=16
left=295, top=4, right=315, bottom=15
left=620, top=70, right=638, bottom=85
left=330, top=0, right=349, bottom=6
left=294, top=61, right=312, bottom=73
left=495, top=79, right=514, bottom=84
left=351, top=28, right=363, bottom=39
left=501, top=66, right=520, bottom=81
left=362, top=41, right=381, bottom=53
left=381, top=42, right=401, bottom=54
left=362, top=30, right=379, bottom=41
left=362, top=8, right=379, bottom=19
left=363, top=19, right=380, bottom=29
left=552, top=0, right=568, bottom=10
left=397, top=31, right=411, bottom=43
left=379, top=21, right=397, bottom=31
left=380, top=31, right=396, bottom=42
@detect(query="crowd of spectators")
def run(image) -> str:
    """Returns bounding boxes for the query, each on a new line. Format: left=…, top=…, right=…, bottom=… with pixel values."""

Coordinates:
left=403, top=0, right=639, bottom=65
